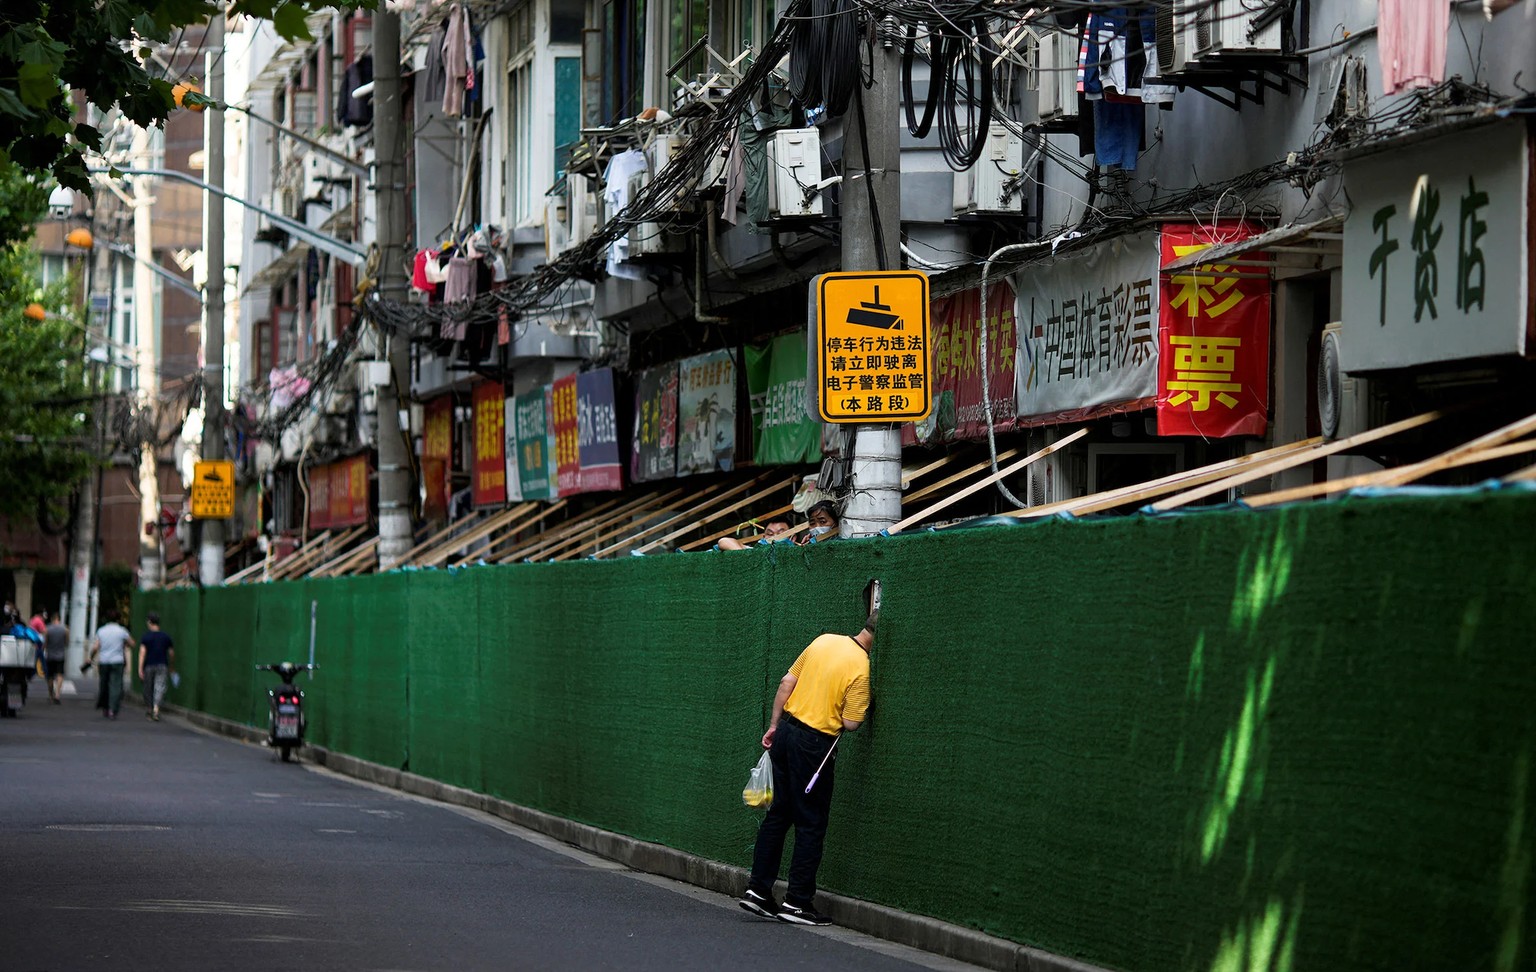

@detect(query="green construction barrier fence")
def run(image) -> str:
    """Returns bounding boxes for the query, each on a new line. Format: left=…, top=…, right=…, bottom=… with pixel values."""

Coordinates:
left=135, top=489, right=1536, bottom=972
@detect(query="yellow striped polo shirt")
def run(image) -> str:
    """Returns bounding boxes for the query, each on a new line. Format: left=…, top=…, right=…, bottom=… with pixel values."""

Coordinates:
left=783, top=633, right=870, bottom=734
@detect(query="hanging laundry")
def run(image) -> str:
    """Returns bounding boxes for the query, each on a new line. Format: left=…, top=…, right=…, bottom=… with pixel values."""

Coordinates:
left=445, top=255, right=476, bottom=303
left=443, top=2, right=476, bottom=117
left=412, top=248, right=435, bottom=293
left=602, top=149, right=649, bottom=281
left=721, top=130, right=746, bottom=225
left=1377, top=0, right=1448, bottom=94
left=1083, top=7, right=1155, bottom=102
left=421, top=20, right=449, bottom=104
left=1093, top=100, right=1143, bottom=171
left=337, top=54, right=374, bottom=127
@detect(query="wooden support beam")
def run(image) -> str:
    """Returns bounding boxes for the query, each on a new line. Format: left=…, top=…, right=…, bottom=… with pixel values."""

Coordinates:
left=890, top=430, right=1086, bottom=534
left=502, top=492, right=657, bottom=563
left=902, top=448, right=1022, bottom=506
left=1008, top=436, right=1324, bottom=520
left=309, top=535, right=379, bottom=578
left=593, top=476, right=765, bottom=558
left=1150, top=410, right=1444, bottom=512
left=453, top=501, right=569, bottom=567
left=678, top=502, right=799, bottom=552
left=901, top=451, right=964, bottom=490
left=226, top=555, right=269, bottom=584
left=394, top=518, right=473, bottom=567
left=1246, top=438, right=1536, bottom=507
left=554, top=488, right=705, bottom=561
left=496, top=499, right=623, bottom=564
left=411, top=503, right=538, bottom=568
left=263, top=531, right=333, bottom=582
left=632, top=477, right=799, bottom=554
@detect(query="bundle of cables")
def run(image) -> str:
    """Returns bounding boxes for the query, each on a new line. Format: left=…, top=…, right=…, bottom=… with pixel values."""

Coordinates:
left=902, top=18, right=994, bottom=171
left=789, top=0, right=862, bottom=116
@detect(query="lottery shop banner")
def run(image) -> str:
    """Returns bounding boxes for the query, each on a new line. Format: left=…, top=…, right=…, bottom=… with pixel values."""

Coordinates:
left=552, top=374, right=581, bottom=494
left=632, top=363, right=679, bottom=483
left=1014, top=233, right=1160, bottom=424
left=910, top=282, right=1019, bottom=445
left=422, top=394, right=453, bottom=519
left=746, top=333, right=819, bottom=465
left=1156, top=222, right=1271, bottom=437
left=576, top=368, right=624, bottom=492
left=472, top=380, right=508, bottom=507
left=513, top=387, right=558, bottom=501
left=677, top=349, right=737, bottom=475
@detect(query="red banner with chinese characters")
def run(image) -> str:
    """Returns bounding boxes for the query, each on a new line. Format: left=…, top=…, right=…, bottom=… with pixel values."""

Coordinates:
left=309, top=462, right=332, bottom=531
left=472, top=381, right=507, bottom=508
left=423, top=395, right=453, bottom=519
left=907, top=281, right=1018, bottom=445
left=1156, top=223, right=1271, bottom=437
left=552, top=374, right=580, bottom=495
left=329, top=454, right=369, bottom=527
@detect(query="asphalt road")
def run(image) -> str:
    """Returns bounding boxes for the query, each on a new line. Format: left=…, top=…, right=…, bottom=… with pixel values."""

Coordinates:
left=0, top=680, right=980, bottom=972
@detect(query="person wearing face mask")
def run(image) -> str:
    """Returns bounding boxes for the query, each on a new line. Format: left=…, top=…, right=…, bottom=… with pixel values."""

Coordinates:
left=718, top=519, right=793, bottom=551
left=798, top=501, right=841, bottom=545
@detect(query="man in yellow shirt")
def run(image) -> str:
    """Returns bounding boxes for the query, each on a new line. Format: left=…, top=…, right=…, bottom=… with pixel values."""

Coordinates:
left=739, top=581, right=879, bottom=927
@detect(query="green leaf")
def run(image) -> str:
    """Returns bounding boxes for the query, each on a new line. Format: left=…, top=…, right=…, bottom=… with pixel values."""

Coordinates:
left=18, top=63, right=61, bottom=109
left=271, top=3, right=313, bottom=41
left=0, top=88, right=36, bottom=120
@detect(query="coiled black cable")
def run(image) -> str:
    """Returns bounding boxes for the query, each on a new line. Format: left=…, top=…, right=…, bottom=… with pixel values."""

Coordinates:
left=820, top=0, right=861, bottom=116
left=901, top=15, right=994, bottom=171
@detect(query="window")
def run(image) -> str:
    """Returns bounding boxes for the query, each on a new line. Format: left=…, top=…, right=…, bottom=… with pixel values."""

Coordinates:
left=554, top=57, right=581, bottom=175
left=666, top=0, right=709, bottom=84
left=601, top=0, right=647, bottom=123
left=507, top=58, right=535, bottom=222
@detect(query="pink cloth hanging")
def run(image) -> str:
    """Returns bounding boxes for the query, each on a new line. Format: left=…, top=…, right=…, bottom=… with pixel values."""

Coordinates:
left=1377, top=0, right=1448, bottom=94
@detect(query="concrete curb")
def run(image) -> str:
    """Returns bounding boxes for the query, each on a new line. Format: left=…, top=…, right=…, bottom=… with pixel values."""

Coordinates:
left=174, top=706, right=1109, bottom=972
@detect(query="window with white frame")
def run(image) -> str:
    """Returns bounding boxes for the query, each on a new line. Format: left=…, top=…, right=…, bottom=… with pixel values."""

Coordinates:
left=507, top=56, right=536, bottom=224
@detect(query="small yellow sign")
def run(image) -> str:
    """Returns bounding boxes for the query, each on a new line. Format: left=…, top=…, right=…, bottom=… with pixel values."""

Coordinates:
left=190, top=460, right=235, bottom=519
left=814, top=271, right=931, bottom=423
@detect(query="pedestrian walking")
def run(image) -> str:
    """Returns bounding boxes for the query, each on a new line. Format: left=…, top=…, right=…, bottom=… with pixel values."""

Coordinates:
left=137, top=612, right=174, bottom=721
left=87, top=609, right=132, bottom=720
left=738, top=580, right=880, bottom=927
left=1, top=603, right=43, bottom=717
left=42, top=611, right=68, bottom=704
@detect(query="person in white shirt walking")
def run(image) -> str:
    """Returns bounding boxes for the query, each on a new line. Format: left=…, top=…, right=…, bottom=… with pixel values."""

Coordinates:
left=86, top=609, right=133, bottom=720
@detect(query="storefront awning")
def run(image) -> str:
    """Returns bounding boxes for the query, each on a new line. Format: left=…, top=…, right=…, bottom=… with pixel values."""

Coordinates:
left=1160, top=215, right=1344, bottom=276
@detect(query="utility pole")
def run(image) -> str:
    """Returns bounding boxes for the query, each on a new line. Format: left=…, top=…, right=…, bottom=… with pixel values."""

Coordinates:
left=199, top=8, right=227, bottom=584
left=133, top=125, right=163, bottom=589
left=373, top=10, right=414, bottom=567
left=66, top=219, right=104, bottom=673
left=839, top=21, right=903, bottom=537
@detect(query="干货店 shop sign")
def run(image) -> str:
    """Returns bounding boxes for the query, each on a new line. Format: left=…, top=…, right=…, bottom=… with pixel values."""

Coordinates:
left=1341, top=122, right=1531, bottom=372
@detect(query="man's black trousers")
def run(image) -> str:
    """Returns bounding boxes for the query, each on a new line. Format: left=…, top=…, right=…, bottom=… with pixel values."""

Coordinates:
left=748, top=715, right=837, bottom=907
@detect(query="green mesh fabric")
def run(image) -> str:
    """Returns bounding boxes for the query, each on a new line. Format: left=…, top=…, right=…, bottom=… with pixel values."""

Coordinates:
left=136, top=491, right=1536, bottom=972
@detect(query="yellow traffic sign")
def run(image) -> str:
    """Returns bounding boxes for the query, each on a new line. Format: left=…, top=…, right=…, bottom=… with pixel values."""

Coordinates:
left=814, top=271, right=931, bottom=423
left=190, top=460, right=235, bottom=519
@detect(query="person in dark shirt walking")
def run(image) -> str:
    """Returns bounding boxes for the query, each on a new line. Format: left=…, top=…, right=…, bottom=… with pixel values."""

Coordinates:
left=138, top=612, right=175, bottom=721
left=42, top=612, right=68, bottom=704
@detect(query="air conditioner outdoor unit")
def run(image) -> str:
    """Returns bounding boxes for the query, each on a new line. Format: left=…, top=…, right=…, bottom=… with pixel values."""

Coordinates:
left=1154, top=3, right=1196, bottom=75
left=1318, top=322, right=1371, bottom=440
left=766, top=127, right=823, bottom=219
left=302, top=152, right=343, bottom=200
left=626, top=155, right=685, bottom=257
left=1193, top=0, right=1285, bottom=59
left=1036, top=27, right=1080, bottom=122
left=568, top=176, right=598, bottom=248
left=954, top=124, right=1028, bottom=215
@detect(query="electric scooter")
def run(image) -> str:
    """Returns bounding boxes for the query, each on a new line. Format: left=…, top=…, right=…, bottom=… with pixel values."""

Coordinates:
left=256, top=662, right=315, bottom=762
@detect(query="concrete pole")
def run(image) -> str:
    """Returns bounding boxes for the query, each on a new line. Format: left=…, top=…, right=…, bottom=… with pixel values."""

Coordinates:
left=373, top=10, right=414, bottom=567
left=67, top=199, right=105, bottom=671
left=839, top=24, right=903, bottom=538
left=199, top=9, right=227, bottom=584
left=133, top=125, right=163, bottom=589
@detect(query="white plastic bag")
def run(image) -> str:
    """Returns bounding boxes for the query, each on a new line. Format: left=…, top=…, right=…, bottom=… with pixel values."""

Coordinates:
left=742, top=750, right=773, bottom=808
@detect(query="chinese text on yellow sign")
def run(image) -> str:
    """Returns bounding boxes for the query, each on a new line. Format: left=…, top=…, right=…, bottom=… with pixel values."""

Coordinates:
left=190, top=460, right=235, bottom=519
left=815, top=271, right=931, bottom=423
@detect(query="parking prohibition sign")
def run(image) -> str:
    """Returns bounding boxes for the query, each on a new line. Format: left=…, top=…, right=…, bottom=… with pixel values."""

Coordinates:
left=813, top=271, right=931, bottom=423
left=190, top=460, right=235, bottom=519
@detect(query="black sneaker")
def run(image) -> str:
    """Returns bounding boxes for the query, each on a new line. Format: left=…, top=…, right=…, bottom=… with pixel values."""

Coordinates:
left=776, top=901, right=831, bottom=926
left=737, top=888, right=777, bottom=919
